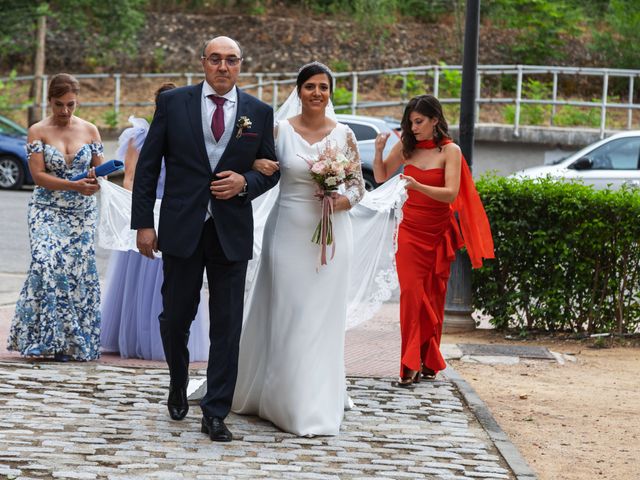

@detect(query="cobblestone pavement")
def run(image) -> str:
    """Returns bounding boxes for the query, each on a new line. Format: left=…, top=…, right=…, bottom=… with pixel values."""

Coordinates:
left=0, top=362, right=513, bottom=480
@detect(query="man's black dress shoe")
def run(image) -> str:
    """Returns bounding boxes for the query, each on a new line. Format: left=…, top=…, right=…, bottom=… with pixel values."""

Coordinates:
left=167, top=384, right=188, bottom=420
left=201, top=416, right=233, bottom=442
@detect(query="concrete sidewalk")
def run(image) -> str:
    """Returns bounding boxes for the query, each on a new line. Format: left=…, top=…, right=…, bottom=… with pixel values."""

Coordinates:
left=0, top=273, right=536, bottom=479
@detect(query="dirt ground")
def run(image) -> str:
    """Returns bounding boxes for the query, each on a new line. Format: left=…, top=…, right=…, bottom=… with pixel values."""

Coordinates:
left=443, top=329, right=640, bottom=480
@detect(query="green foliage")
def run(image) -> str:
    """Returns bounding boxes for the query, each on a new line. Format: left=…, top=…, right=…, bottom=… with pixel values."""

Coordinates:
left=301, top=0, right=443, bottom=29
left=395, top=0, right=449, bottom=23
left=503, top=79, right=551, bottom=126
left=389, top=72, right=427, bottom=99
left=0, top=70, right=29, bottom=113
left=103, top=109, right=119, bottom=129
left=591, top=0, right=640, bottom=69
left=332, top=87, right=352, bottom=107
left=351, top=0, right=397, bottom=35
left=0, top=0, right=147, bottom=67
left=438, top=64, right=462, bottom=98
left=488, top=0, right=582, bottom=64
left=329, top=60, right=350, bottom=73
left=473, top=175, right=640, bottom=333
left=429, top=64, right=462, bottom=124
left=553, top=104, right=600, bottom=128
left=152, top=47, right=166, bottom=69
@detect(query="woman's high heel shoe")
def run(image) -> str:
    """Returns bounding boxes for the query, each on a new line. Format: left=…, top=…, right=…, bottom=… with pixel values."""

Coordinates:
left=392, top=369, right=420, bottom=388
left=421, top=366, right=437, bottom=380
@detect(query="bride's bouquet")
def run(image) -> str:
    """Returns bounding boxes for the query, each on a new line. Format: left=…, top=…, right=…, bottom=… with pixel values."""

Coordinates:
left=300, top=139, right=359, bottom=267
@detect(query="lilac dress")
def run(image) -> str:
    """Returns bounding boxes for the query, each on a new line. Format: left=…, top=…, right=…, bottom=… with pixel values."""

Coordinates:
left=100, top=117, right=209, bottom=361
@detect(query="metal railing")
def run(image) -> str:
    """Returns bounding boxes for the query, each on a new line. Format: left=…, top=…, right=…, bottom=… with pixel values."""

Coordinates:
left=3, top=64, right=640, bottom=138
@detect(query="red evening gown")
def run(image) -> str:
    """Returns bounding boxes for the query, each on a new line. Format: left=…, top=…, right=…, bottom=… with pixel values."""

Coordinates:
left=395, top=139, right=494, bottom=376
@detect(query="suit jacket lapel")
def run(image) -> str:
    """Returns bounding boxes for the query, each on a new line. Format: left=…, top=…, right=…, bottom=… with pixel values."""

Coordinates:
left=186, top=82, right=211, bottom=173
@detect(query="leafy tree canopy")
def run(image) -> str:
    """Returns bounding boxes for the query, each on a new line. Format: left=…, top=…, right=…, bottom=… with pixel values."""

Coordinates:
left=0, top=0, right=147, bottom=65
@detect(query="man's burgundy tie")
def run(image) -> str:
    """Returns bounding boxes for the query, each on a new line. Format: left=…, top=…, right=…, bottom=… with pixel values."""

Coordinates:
left=209, top=95, right=226, bottom=142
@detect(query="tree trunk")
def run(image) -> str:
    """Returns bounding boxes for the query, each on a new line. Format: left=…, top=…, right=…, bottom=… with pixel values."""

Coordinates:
left=28, top=13, right=46, bottom=126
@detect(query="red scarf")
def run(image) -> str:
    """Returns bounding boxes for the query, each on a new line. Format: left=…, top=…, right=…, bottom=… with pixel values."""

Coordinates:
left=415, top=139, right=439, bottom=149
left=415, top=138, right=495, bottom=268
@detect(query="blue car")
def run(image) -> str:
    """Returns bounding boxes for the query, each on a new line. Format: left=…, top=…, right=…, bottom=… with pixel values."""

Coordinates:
left=0, top=115, right=32, bottom=189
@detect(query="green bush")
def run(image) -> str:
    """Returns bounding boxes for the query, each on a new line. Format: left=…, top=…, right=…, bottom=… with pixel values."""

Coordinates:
left=332, top=87, right=352, bottom=108
left=473, top=175, right=640, bottom=334
left=488, top=0, right=582, bottom=64
left=503, top=79, right=552, bottom=126
left=103, top=109, right=119, bottom=129
left=591, top=0, right=640, bottom=69
left=553, top=104, right=600, bottom=128
left=0, top=70, right=29, bottom=114
left=438, top=64, right=462, bottom=98
left=387, top=72, right=427, bottom=99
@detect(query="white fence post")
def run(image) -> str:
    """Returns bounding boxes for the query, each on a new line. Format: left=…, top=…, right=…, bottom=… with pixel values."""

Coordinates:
left=40, top=74, right=48, bottom=119
left=257, top=73, right=264, bottom=101
left=551, top=71, right=558, bottom=126
left=114, top=74, right=121, bottom=116
left=433, top=65, right=439, bottom=97
left=272, top=82, right=279, bottom=111
left=351, top=72, right=358, bottom=115
left=600, top=71, right=609, bottom=139
left=514, top=65, right=523, bottom=137
left=475, top=72, right=481, bottom=123
left=628, top=75, right=634, bottom=130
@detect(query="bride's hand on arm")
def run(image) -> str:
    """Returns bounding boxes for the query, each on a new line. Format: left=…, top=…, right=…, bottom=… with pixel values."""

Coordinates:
left=252, top=158, right=279, bottom=176
left=331, top=193, right=352, bottom=212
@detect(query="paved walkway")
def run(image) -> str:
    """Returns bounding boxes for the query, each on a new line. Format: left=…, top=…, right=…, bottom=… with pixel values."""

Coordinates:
left=0, top=273, right=536, bottom=479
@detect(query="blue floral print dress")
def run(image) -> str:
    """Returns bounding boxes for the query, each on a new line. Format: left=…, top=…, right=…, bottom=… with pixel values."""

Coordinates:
left=7, top=141, right=103, bottom=361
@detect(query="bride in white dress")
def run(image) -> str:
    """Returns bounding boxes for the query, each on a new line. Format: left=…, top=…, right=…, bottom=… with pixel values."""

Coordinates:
left=95, top=62, right=407, bottom=437
left=231, top=62, right=365, bottom=436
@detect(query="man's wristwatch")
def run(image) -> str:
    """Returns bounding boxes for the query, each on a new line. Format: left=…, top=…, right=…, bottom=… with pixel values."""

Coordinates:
left=238, top=179, right=248, bottom=197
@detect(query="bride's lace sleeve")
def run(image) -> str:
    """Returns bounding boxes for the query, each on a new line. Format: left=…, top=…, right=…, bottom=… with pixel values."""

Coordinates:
left=344, top=128, right=365, bottom=207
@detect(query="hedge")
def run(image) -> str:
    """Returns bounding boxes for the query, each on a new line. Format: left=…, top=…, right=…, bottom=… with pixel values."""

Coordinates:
left=473, top=175, right=640, bottom=333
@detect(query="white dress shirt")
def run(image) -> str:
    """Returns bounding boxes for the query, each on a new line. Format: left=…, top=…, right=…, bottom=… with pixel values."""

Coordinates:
left=201, top=82, right=239, bottom=221
left=201, top=81, right=238, bottom=142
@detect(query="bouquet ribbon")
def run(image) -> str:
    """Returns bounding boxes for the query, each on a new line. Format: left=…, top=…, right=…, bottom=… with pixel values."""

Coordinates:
left=312, top=191, right=336, bottom=268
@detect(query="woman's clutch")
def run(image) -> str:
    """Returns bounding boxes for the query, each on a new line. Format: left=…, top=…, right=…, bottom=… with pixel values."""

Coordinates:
left=71, top=159, right=124, bottom=181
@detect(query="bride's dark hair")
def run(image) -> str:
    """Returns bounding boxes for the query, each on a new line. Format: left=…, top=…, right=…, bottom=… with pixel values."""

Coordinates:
left=296, top=61, right=333, bottom=94
left=401, top=94, right=451, bottom=158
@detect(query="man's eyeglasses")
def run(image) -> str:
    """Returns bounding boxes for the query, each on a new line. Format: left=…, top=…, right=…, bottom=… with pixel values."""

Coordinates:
left=202, top=55, right=242, bottom=67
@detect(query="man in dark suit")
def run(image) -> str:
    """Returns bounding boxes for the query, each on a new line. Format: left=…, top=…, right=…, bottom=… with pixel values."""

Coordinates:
left=131, top=36, right=279, bottom=442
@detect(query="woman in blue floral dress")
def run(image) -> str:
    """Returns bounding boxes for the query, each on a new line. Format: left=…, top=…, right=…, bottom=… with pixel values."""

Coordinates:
left=7, top=73, right=104, bottom=362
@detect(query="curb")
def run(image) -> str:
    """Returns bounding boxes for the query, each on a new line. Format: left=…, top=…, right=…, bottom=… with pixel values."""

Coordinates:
left=444, top=365, right=538, bottom=480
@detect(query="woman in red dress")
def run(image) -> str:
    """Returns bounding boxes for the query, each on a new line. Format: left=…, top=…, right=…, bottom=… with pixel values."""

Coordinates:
left=373, top=95, right=494, bottom=386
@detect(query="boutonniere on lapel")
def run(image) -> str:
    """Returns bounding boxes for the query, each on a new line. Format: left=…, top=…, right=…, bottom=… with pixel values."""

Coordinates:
left=236, top=116, right=253, bottom=138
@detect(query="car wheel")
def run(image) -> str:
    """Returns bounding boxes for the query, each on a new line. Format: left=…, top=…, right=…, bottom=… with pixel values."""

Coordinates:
left=362, top=171, right=379, bottom=192
left=0, top=155, right=25, bottom=190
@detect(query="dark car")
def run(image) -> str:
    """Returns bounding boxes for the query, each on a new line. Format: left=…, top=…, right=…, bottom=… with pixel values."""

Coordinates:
left=0, top=115, right=32, bottom=190
left=336, top=114, right=402, bottom=191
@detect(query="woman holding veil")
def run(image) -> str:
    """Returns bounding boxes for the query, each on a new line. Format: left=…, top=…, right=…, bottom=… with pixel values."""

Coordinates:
left=231, top=62, right=366, bottom=436
left=373, top=95, right=494, bottom=387
left=100, top=83, right=210, bottom=362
